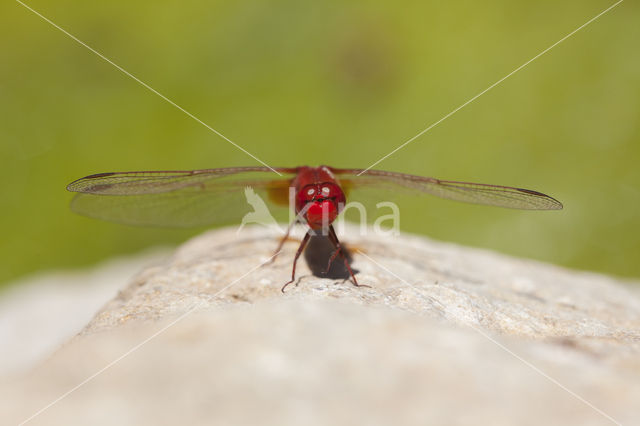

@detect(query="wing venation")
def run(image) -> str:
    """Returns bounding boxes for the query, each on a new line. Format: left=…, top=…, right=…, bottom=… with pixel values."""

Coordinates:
left=331, top=167, right=562, bottom=210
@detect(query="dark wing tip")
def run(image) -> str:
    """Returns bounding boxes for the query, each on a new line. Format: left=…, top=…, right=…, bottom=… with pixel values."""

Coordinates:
left=85, top=172, right=117, bottom=179
left=515, top=188, right=545, bottom=197
left=66, top=172, right=116, bottom=192
left=516, top=188, right=563, bottom=210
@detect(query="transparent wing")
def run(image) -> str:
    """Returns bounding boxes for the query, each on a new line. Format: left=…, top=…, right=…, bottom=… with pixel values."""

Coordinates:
left=331, top=168, right=563, bottom=210
left=67, top=167, right=298, bottom=227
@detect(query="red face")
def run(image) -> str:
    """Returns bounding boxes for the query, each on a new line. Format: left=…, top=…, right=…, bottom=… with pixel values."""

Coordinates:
left=295, top=182, right=346, bottom=230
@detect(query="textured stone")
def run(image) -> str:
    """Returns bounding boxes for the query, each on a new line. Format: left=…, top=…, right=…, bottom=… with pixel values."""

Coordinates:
left=3, top=225, right=640, bottom=425
left=0, top=248, right=170, bottom=378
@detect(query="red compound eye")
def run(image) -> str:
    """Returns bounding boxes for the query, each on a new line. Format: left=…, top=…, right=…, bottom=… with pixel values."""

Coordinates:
left=295, top=185, right=316, bottom=212
left=295, top=182, right=346, bottom=228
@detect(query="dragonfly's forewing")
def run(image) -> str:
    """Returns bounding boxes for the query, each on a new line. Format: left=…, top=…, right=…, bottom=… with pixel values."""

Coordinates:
left=67, top=167, right=297, bottom=227
left=67, top=165, right=562, bottom=228
left=331, top=168, right=563, bottom=210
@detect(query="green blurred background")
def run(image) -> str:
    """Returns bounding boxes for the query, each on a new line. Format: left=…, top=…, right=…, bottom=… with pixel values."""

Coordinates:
left=1, top=0, right=639, bottom=288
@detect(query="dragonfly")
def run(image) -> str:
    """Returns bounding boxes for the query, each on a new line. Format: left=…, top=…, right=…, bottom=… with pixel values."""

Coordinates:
left=67, top=165, right=563, bottom=291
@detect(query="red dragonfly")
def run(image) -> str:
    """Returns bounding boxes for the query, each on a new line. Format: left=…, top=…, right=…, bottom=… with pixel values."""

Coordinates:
left=67, top=166, right=562, bottom=291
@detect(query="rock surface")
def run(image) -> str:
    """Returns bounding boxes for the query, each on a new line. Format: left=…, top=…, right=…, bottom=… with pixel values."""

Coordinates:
left=3, top=225, right=640, bottom=426
left=0, top=248, right=170, bottom=378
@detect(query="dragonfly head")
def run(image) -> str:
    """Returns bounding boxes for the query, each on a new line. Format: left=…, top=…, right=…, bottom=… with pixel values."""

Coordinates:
left=296, top=182, right=346, bottom=230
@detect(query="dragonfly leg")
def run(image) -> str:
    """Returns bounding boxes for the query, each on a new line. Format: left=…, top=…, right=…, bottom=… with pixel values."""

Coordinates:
left=323, top=247, right=341, bottom=275
left=328, top=225, right=369, bottom=289
left=266, top=220, right=297, bottom=265
left=281, top=231, right=311, bottom=293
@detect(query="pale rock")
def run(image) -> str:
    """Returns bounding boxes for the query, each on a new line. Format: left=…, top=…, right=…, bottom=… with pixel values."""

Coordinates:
left=3, top=225, right=640, bottom=426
